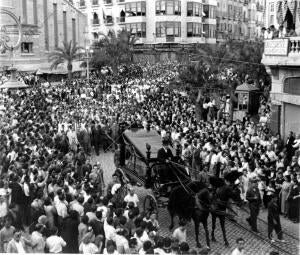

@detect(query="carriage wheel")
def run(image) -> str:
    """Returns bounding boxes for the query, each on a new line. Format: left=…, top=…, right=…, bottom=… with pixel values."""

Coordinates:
left=143, top=194, right=158, bottom=218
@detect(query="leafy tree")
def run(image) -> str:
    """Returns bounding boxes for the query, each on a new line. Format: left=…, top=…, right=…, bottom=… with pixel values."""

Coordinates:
left=92, top=29, right=138, bottom=73
left=48, top=40, right=83, bottom=81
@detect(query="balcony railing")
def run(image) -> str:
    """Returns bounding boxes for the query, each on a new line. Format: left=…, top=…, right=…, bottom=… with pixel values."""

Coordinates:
left=290, top=37, right=300, bottom=53
left=116, top=17, right=125, bottom=23
left=104, top=18, right=114, bottom=25
left=91, top=19, right=100, bottom=25
left=264, top=37, right=300, bottom=57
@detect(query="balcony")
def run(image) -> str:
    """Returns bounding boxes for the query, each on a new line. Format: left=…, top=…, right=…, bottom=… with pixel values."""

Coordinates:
left=91, top=19, right=100, bottom=26
left=104, top=18, right=114, bottom=25
left=116, top=17, right=125, bottom=23
left=262, top=37, right=300, bottom=66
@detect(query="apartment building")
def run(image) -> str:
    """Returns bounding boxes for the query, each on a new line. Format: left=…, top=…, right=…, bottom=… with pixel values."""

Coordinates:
left=0, top=0, right=87, bottom=72
left=216, top=0, right=265, bottom=41
left=75, top=0, right=217, bottom=45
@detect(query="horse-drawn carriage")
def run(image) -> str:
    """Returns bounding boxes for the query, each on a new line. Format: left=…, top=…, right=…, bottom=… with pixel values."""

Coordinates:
left=119, top=129, right=190, bottom=214
left=118, top=128, right=243, bottom=248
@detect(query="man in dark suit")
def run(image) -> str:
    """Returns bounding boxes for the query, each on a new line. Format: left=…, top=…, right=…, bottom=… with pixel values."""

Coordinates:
left=157, top=139, right=174, bottom=184
left=268, top=191, right=285, bottom=242
left=246, top=177, right=261, bottom=232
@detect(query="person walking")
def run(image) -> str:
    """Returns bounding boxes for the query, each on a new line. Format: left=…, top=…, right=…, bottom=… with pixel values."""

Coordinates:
left=267, top=191, right=285, bottom=243
left=246, top=177, right=261, bottom=232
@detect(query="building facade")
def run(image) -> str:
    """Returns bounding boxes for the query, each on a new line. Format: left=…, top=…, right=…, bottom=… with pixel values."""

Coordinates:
left=216, top=0, right=266, bottom=42
left=75, top=0, right=266, bottom=46
left=262, top=0, right=300, bottom=138
left=0, top=0, right=87, bottom=72
left=75, top=0, right=218, bottom=45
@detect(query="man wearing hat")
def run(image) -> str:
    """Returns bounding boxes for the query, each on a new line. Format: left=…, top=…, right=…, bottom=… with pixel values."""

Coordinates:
left=246, top=177, right=261, bottom=232
left=157, top=138, right=174, bottom=184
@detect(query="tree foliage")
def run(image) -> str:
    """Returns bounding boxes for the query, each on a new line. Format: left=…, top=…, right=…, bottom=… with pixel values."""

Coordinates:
left=91, top=29, right=138, bottom=73
left=48, top=40, right=83, bottom=81
left=179, top=40, right=270, bottom=93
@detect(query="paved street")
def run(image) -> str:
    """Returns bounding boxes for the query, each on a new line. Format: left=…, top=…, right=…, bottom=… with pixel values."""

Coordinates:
left=94, top=150, right=299, bottom=255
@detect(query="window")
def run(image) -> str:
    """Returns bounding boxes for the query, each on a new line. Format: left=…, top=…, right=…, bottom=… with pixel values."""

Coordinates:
left=92, top=0, right=98, bottom=5
left=93, top=13, right=100, bottom=24
left=104, top=0, right=112, bottom=4
left=203, top=5, right=209, bottom=18
left=156, top=0, right=181, bottom=15
left=21, top=42, right=33, bottom=53
left=125, top=2, right=146, bottom=16
left=125, top=22, right=146, bottom=37
left=93, top=32, right=99, bottom=39
left=156, top=22, right=181, bottom=37
left=203, top=24, right=209, bottom=37
left=187, top=22, right=201, bottom=37
left=79, top=0, right=85, bottom=6
left=187, top=2, right=201, bottom=17
left=270, top=15, right=274, bottom=25
left=270, top=2, right=274, bottom=12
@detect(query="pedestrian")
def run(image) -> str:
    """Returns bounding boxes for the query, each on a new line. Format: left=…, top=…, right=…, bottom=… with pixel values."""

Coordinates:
left=246, top=177, right=261, bottom=232
left=231, top=237, right=245, bottom=255
left=45, top=226, right=66, bottom=254
left=172, top=219, right=187, bottom=244
left=267, top=191, right=285, bottom=243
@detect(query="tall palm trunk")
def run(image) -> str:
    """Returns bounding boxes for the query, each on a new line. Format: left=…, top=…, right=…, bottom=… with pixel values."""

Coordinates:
left=67, top=62, right=73, bottom=81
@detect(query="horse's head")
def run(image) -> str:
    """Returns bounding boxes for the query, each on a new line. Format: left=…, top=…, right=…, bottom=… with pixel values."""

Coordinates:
left=229, top=184, right=243, bottom=207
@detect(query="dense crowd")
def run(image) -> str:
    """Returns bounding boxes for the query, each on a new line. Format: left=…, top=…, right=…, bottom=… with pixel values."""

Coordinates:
left=0, top=61, right=299, bottom=254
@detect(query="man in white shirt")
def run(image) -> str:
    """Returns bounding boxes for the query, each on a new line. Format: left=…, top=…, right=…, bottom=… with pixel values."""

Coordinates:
left=124, top=188, right=139, bottom=207
left=104, top=218, right=116, bottom=242
left=46, top=227, right=66, bottom=253
left=231, top=237, right=245, bottom=255
left=55, top=195, right=68, bottom=219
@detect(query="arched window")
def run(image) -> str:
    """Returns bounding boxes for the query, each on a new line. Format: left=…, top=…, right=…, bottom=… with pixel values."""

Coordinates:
left=93, top=32, right=99, bottom=39
left=93, top=13, right=99, bottom=24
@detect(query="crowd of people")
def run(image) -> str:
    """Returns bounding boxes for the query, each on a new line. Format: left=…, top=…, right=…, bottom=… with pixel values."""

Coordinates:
left=0, top=61, right=299, bottom=254
left=262, top=25, right=297, bottom=39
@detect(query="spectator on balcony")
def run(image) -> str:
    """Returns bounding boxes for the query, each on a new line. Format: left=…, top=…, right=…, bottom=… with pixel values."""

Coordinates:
left=286, top=28, right=297, bottom=37
left=265, top=27, right=273, bottom=39
left=277, top=25, right=286, bottom=38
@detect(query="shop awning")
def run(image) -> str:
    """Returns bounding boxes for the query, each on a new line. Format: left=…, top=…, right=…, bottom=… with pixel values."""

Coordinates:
left=36, top=61, right=84, bottom=75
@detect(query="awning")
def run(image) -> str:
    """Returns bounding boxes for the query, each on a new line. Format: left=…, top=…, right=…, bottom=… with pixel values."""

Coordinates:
left=36, top=61, right=84, bottom=75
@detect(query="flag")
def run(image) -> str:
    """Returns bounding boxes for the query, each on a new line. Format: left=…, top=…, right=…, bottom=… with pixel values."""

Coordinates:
left=298, top=0, right=300, bottom=21
left=287, top=0, right=296, bottom=22
left=276, top=1, right=283, bottom=24
left=282, top=0, right=288, bottom=21
left=102, top=8, right=106, bottom=20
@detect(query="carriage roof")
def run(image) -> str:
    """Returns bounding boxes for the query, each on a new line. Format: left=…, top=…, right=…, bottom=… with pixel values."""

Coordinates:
left=123, top=129, right=175, bottom=162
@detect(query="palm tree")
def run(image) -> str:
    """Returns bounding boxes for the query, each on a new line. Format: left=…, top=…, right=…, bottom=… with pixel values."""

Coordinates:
left=48, top=40, right=83, bottom=81
left=92, top=29, right=138, bottom=72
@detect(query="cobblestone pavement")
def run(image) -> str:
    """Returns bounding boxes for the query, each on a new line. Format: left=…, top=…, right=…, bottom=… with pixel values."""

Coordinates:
left=94, top=151, right=299, bottom=255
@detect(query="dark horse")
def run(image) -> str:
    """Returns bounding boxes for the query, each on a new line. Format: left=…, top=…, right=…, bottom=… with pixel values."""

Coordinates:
left=168, top=172, right=242, bottom=248
left=168, top=180, right=211, bottom=248
left=209, top=176, right=242, bottom=247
